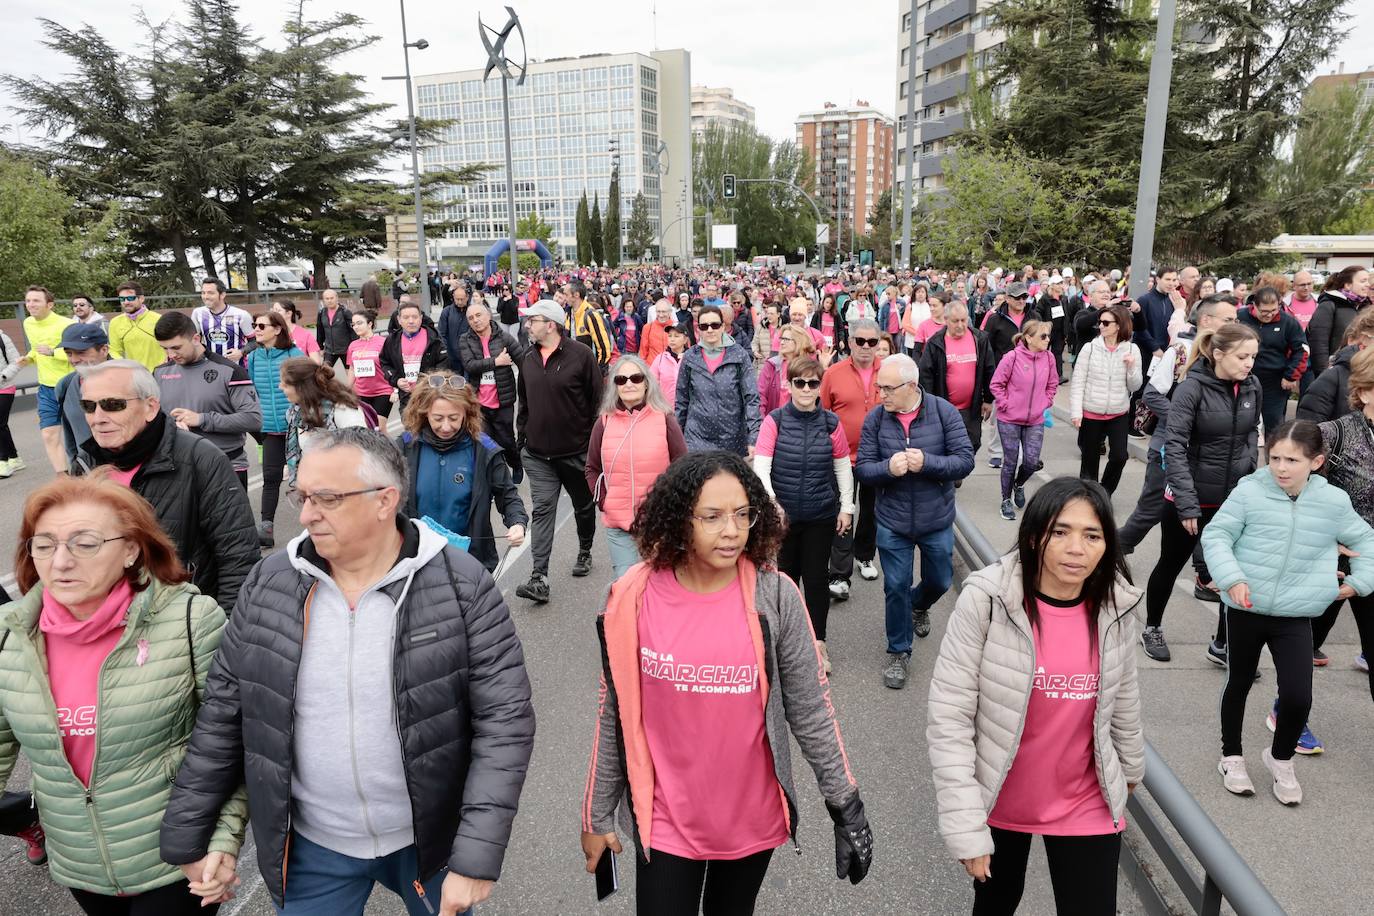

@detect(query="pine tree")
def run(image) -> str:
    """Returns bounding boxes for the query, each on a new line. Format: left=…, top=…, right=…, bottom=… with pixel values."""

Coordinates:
left=604, top=169, right=621, bottom=267
left=589, top=194, right=604, bottom=265
left=625, top=192, right=655, bottom=261
left=575, top=192, right=591, bottom=264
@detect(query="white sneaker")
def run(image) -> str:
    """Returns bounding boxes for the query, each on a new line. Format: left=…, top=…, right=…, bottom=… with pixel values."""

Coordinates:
left=828, top=579, right=850, bottom=601
left=1218, top=756, right=1255, bottom=796
left=1261, top=747, right=1302, bottom=805
left=0, top=460, right=12, bottom=479
left=857, top=560, right=878, bottom=581
left=8, top=457, right=24, bottom=471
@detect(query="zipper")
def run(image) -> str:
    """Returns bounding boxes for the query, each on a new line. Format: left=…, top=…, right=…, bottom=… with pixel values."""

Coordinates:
left=345, top=596, right=383, bottom=853
left=1091, top=605, right=1134, bottom=830
left=1270, top=497, right=1299, bottom=595
left=984, top=596, right=1037, bottom=813
left=1221, top=382, right=1241, bottom=496
left=282, top=582, right=317, bottom=901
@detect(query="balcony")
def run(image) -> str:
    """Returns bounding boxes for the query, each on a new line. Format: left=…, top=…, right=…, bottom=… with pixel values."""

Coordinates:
left=921, top=71, right=969, bottom=108
left=918, top=153, right=948, bottom=179
left=924, top=0, right=976, bottom=36
left=922, top=31, right=974, bottom=71
left=920, top=109, right=966, bottom=143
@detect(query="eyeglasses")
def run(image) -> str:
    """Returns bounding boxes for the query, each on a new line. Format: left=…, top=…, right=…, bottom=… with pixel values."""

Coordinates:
left=697, top=321, right=723, bottom=330
left=118, top=295, right=139, bottom=303
left=791, top=377, right=822, bottom=390
left=27, top=532, right=126, bottom=559
left=418, top=373, right=467, bottom=391
left=876, top=381, right=913, bottom=395
left=79, top=396, right=147, bottom=414
left=1098, top=319, right=1117, bottom=327
left=613, top=373, right=646, bottom=386
left=852, top=337, right=880, bottom=347
left=253, top=321, right=272, bottom=330
left=287, top=486, right=388, bottom=510
left=691, top=506, right=760, bottom=533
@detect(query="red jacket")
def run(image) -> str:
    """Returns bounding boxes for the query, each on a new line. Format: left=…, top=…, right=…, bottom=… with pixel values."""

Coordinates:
left=820, top=358, right=881, bottom=462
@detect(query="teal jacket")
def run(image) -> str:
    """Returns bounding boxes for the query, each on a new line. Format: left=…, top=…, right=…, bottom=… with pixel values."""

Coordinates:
left=247, top=345, right=303, bottom=433
left=1202, top=468, right=1374, bottom=618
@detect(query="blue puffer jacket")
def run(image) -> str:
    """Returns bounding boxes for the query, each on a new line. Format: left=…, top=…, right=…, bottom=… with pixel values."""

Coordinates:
left=1201, top=468, right=1374, bottom=618
left=855, top=393, right=975, bottom=539
left=768, top=404, right=840, bottom=522
left=247, top=345, right=304, bottom=433
left=675, top=343, right=761, bottom=455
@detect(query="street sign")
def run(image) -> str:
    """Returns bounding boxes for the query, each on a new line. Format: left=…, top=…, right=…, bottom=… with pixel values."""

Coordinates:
left=722, top=174, right=736, bottom=199
left=711, top=224, right=738, bottom=250
left=816, top=223, right=830, bottom=244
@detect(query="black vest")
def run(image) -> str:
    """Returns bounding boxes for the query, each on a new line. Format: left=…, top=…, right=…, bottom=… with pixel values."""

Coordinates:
left=768, top=403, right=840, bottom=522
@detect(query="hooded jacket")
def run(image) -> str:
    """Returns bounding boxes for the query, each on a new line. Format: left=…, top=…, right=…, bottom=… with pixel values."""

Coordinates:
left=1161, top=361, right=1262, bottom=518
left=1307, top=290, right=1365, bottom=375
left=980, top=304, right=1032, bottom=366
left=927, top=555, right=1144, bottom=861
left=990, top=343, right=1058, bottom=426
left=674, top=343, right=762, bottom=455
left=159, top=519, right=535, bottom=908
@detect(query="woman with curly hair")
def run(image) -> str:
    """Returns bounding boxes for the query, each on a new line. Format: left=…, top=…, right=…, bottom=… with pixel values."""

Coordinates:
left=581, top=451, right=873, bottom=915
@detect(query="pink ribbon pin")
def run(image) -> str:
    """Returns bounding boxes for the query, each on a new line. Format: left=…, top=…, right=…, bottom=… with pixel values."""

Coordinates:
left=136, top=639, right=149, bottom=667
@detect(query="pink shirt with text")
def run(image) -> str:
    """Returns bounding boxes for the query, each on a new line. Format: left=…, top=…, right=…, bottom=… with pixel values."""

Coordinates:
left=943, top=330, right=978, bottom=410
left=290, top=325, right=321, bottom=357
left=1287, top=296, right=1318, bottom=332
left=638, top=569, right=789, bottom=859
left=399, top=330, right=428, bottom=382
left=477, top=336, right=501, bottom=409
left=347, top=336, right=392, bottom=397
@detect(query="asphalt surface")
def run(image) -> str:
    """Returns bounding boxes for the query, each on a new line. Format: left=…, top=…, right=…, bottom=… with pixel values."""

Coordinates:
left=0, top=363, right=1364, bottom=915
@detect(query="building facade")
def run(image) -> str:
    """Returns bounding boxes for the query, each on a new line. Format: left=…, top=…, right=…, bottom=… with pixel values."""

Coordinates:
left=795, top=102, right=895, bottom=251
left=413, top=49, right=694, bottom=266
left=690, top=86, right=756, bottom=135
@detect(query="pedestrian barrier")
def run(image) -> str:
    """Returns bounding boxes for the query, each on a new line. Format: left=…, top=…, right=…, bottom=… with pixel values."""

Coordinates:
left=952, top=506, right=1287, bottom=916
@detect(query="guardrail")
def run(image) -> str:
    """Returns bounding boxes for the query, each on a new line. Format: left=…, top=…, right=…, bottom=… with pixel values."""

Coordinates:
left=951, top=506, right=1287, bottom=916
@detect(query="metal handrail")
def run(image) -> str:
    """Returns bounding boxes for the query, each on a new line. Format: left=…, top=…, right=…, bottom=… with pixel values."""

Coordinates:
left=952, top=506, right=1286, bottom=916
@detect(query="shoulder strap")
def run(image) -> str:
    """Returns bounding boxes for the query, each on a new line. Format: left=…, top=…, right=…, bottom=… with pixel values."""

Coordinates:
left=185, top=595, right=200, bottom=707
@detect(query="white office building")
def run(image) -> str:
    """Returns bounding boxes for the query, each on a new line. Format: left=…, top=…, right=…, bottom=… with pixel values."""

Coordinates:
left=691, top=86, right=756, bottom=135
left=414, top=49, right=694, bottom=266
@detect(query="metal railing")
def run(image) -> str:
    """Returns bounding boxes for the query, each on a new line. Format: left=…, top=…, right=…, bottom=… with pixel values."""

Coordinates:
left=952, top=506, right=1286, bottom=916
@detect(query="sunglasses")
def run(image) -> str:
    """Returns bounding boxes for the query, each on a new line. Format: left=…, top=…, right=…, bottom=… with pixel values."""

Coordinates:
left=790, top=377, right=822, bottom=390
left=254, top=322, right=273, bottom=330
left=852, top=337, right=880, bottom=347
left=80, top=396, right=146, bottom=414
left=613, top=373, right=646, bottom=386
left=118, top=295, right=139, bottom=303
left=1035, top=333, right=1051, bottom=339
left=1098, top=319, right=1116, bottom=327
left=418, top=373, right=467, bottom=391
left=697, top=321, right=723, bottom=330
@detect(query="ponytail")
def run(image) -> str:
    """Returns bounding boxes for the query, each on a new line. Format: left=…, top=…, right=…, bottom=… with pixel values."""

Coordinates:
left=1184, top=322, right=1258, bottom=374
left=1013, top=319, right=1051, bottom=348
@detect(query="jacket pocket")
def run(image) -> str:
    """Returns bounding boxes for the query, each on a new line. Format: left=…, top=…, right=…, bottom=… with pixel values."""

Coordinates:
left=409, top=629, right=440, bottom=645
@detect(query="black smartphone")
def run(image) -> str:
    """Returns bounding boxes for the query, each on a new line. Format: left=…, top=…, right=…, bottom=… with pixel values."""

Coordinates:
left=594, top=848, right=619, bottom=901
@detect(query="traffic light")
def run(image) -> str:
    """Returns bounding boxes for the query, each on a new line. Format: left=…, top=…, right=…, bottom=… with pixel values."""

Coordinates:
left=722, top=174, right=736, bottom=200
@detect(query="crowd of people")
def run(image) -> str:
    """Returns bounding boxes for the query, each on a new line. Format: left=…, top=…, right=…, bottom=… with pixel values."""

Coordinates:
left=0, top=256, right=1367, bottom=916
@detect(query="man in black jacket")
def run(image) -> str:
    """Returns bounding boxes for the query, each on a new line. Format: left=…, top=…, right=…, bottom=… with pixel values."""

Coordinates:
left=917, top=302, right=995, bottom=454
left=161, top=428, right=534, bottom=916
left=314, top=288, right=357, bottom=368
left=381, top=301, right=448, bottom=411
left=71, top=360, right=259, bottom=612
left=1239, top=285, right=1307, bottom=433
left=514, top=301, right=602, bottom=603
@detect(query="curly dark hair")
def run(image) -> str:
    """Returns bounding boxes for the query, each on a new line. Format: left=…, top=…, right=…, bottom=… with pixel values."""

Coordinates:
left=630, top=451, right=785, bottom=571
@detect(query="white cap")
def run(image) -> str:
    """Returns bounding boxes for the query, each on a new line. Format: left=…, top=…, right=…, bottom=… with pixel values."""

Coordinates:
left=1048, top=273, right=1064, bottom=284
left=1062, top=267, right=1075, bottom=278
left=1110, top=269, right=1123, bottom=281
left=1215, top=278, right=1235, bottom=293
left=992, top=267, right=1004, bottom=277
left=1083, top=273, right=1097, bottom=284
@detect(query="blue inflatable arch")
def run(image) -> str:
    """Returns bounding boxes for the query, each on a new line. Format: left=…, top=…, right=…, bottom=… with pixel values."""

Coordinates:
left=484, top=239, right=554, bottom=278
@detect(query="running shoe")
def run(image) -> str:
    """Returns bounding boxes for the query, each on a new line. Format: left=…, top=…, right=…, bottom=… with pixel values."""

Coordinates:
left=1193, top=579, right=1221, bottom=602
left=1205, top=640, right=1228, bottom=668
left=515, top=574, right=550, bottom=603
left=1357, top=653, right=1369, bottom=673
left=857, top=560, right=879, bottom=581
left=1218, top=756, right=1255, bottom=796
left=913, top=609, right=932, bottom=639
left=1140, top=626, right=1171, bottom=662
left=1265, top=701, right=1324, bottom=755
left=1000, top=499, right=1016, bottom=521
left=817, top=640, right=832, bottom=675
left=7, top=457, right=25, bottom=471
left=882, top=652, right=910, bottom=690
left=829, top=578, right=850, bottom=601
left=1312, top=650, right=1329, bottom=667
left=1013, top=485, right=1026, bottom=509
left=1261, top=748, right=1302, bottom=805
left=15, top=822, right=45, bottom=866
left=571, top=549, right=593, bottom=577
left=988, top=456, right=1003, bottom=468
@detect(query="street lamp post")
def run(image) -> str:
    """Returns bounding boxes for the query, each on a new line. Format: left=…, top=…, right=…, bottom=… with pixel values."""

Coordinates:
left=392, top=0, right=429, bottom=308
left=651, top=140, right=669, bottom=264
left=480, top=7, right=527, bottom=291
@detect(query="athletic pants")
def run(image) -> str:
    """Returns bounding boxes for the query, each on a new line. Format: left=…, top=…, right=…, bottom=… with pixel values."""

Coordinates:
left=1144, top=503, right=1218, bottom=629
left=828, top=481, right=876, bottom=583
left=972, top=827, right=1121, bottom=916
left=635, top=847, right=773, bottom=916
left=996, top=420, right=1043, bottom=500
left=778, top=517, right=835, bottom=640
left=1077, top=414, right=1130, bottom=495
left=523, top=449, right=596, bottom=577
left=1220, top=607, right=1313, bottom=760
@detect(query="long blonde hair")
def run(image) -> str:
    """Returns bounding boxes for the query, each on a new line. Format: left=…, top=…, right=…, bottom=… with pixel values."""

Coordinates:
left=777, top=324, right=816, bottom=357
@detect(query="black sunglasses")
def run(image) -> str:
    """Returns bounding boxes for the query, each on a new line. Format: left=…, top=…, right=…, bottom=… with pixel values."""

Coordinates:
left=613, top=373, right=646, bottom=386
left=852, top=337, right=880, bottom=347
left=253, top=321, right=272, bottom=330
left=790, top=377, right=822, bottom=390
left=1098, top=319, right=1116, bottom=327
left=697, top=321, right=723, bottom=330
left=80, top=396, right=146, bottom=414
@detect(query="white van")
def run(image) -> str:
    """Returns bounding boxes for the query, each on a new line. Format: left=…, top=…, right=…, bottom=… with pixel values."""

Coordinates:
left=260, top=265, right=307, bottom=291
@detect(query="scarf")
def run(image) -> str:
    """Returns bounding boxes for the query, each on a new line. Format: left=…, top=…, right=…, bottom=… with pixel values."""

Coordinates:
left=39, top=577, right=136, bottom=645
left=83, top=411, right=167, bottom=472
left=421, top=426, right=471, bottom=454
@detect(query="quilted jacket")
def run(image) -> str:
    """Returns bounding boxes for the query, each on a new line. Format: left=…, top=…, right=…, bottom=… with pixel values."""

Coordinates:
left=1068, top=335, right=1144, bottom=420
left=1201, top=469, right=1374, bottom=618
left=1161, top=361, right=1262, bottom=519
left=0, top=579, right=246, bottom=895
left=1320, top=411, right=1374, bottom=526
left=927, top=556, right=1145, bottom=862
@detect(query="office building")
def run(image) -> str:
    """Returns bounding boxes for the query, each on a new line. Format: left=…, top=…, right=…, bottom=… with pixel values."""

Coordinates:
left=413, top=49, right=694, bottom=265
left=690, top=86, right=756, bottom=135
left=1306, top=64, right=1374, bottom=106
left=795, top=102, right=895, bottom=249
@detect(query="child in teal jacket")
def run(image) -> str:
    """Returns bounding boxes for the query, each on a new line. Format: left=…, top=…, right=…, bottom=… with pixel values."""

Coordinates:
left=1202, top=419, right=1374, bottom=806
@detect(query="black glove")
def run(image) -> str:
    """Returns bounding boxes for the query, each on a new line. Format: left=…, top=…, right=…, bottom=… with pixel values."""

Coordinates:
left=826, top=792, right=873, bottom=885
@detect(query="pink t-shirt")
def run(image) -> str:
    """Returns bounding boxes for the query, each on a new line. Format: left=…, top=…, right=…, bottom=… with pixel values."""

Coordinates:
left=106, top=464, right=141, bottom=487
left=702, top=350, right=726, bottom=374
left=1287, top=296, right=1318, bottom=331
left=638, top=569, right=789, bottom=859
left=39, top=579, right=137, bottom=786
left=754, top=411, right=850, bottom=458
left=988, top=596, right=1119, bottom=836
left=290, top=325, right=321, bottom=357
left=819, top=313, right=836, bottom=348
left=896, top=408, right=919, bottom=438
left=916, top=318, right=945, bottom=344
left=477, top=336, right=500, bottom=409
left=400, top=330, right=428, bottom=383
left=1006, top=309, right=1026, bottom=328
left=856, top=365, right=876, bottom=393
left=347, top=336, right=392, bottom=397
left=943, top=330, right=978, bottom=410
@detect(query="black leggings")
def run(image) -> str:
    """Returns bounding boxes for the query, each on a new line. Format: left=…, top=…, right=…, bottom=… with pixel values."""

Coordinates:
left=72, top=880, right=220, bottom=916
left=260, top=433, right=286, bottom=523
left=1144, top=502, right=1218, bottom=629
left=635, top=847, right=773, bottom=916
left=0, top=393, right=15, bottom=460
left=481, top=403, right=521, bottom=477
left=1076, top=414, right=1130, bottom=494
left=973, top=827, right=1121, bottom=915
left=361, top=393, right=394, bottom=419
left=1220, top=607, right=1312, bottom=761
left=777, top=516, right=836, bottom=640
left=0, top=790, right=37, bottom=834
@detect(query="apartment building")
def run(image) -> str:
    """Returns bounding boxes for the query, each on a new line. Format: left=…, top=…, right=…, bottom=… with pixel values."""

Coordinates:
left=795, top=102, right=895, bottom=246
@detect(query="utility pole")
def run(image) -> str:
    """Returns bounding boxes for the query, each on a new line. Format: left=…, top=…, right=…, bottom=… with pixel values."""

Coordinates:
left=396, top=0, right=429, bottom=307
left=1127, top=0, right=1176, bottom=300
left=899, top=0, right=919, bottom=270
left=480, top=7, right=527, bottom=291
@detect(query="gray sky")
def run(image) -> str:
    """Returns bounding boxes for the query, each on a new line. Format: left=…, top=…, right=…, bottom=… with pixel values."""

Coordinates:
left=4, top=0, right=1373, bottom=157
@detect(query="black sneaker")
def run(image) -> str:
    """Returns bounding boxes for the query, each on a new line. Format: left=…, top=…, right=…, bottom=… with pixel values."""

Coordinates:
left=913, top=609, right=932, bottom=639
left=1205, top=640, right=1228, bottom=668
left=1193, top=580, right=1221, bottom=602
left=988, top=456, right=1003, bottom=468
left=1013, top=485, right=1026, bottom=509
left=516, top=574, right=550, bottom=603
left=257, top=520, right=274, bottom=548
left=1140, top=626, right=1171, bottom=661
left=571, top=549, right=593, bottom=577
left=882, top=652, right=910, bottom=690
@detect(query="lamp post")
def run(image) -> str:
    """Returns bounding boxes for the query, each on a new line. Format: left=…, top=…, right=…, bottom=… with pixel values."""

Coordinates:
left=608, top=137, right=623, bottom=266
left=384, top=0, right=430, bottom=308
left=480, top=6, right=527, bottom=292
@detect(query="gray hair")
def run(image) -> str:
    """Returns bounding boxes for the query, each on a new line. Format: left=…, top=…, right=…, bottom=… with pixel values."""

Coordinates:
left=946, top=301, right=969, bottom=318
left=600, top=354, right=671, bottom=416
left=848, top=318, right=879, bottom=336
left=882, top=352, right=920, bottom=385
left=1089, top=280, right=1112, bottom=295
left=78, top=359, right=160, bottom=400
left=301, top=427, right=408, bottom=493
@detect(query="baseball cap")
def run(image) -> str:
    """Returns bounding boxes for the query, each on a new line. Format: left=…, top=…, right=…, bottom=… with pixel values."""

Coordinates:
left=1062, top=267, right=1075, bottom=278
left=524, top=301, right=566, bottom=326
left=1005, top=281, right=1029, bottom=299
left=1215, top=278, right=1235, bottom=293
left=1109, top=269, right=1123, bottom=281
left=1048, top=273, right=1064, bottom=284
left=61, top=323, right=109, bottom=350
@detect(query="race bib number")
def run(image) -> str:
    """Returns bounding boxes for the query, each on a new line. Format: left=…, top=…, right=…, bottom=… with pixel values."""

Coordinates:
left=823, top=335, right=833, bottom=347
left=353, top=357, right=376, bottom=378
left=1050, top=305, right=1065, bottom=319
left=480, top=371, right=496, bottom=387
left=404, top=359, right=421, bottom=382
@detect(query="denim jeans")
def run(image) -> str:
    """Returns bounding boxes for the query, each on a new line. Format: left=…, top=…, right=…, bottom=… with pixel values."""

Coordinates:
left=875, top=524, right=954, bottom=655
left=276, top=831, right=459, bottom=916
left=605, top=527, right=641, bottom=580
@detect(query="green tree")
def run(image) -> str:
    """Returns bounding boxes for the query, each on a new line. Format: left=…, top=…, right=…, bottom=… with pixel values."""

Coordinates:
left=497, top=251, right=541, bottom=273
left=1273, top=83, right=1374, bottom=235
left=604, top=169, right=621, bottom=267
left=516, top=209, right=554, bottom=249
left=859, top=188, right=895, bottom=264
left=589, top=193, right=604, bottom=264
left=575, top=192, right=591, bottom=264
left=1324, top=193, right=1374, bottom=235
left=691, top=123, right=815, bottom=261
left=625, top=192, right=654, bottom=261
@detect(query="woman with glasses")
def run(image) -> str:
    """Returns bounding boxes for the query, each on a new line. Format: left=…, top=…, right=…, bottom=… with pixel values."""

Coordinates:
left=990, top=319, right=1059, bottom=521
left=585, top=355, right=687, bottom=580
left=753, top=356, right=854, bottom=674
left=345, top=309, right=394, bottom=419
left=398, top=372, right=526, bottom=573
left=247, top=311, right=303, bottom=547
left=281, top=357, right=375, bottom=489
left=581, top=451, right=872, bottom=915
left=269, top=300, right=323, bottom=365
left=1069, top=304, right=1142, bottom=495
left=674, top=305, right=762, bottom=456
left=757, top=325, right=817, bottom=415
left=0, top=474, right=245, bottom=915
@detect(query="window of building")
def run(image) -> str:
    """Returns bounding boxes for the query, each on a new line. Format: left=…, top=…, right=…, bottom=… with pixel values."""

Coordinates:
left=559, top=91, right=582, bottom=111
left=535, top=116, right=557, bottom=135
left=564, top=133, right=585, bottom=153
left=585, top=89, right=608, bottom=109
left=610, top=64, right=634, bottom=86
left=562, top=156, right=583, bottom=175
left=611, top=86, right=635, bottom=108
left=587, top=110, right=610, bottom=131
left=902, top=11, right=911, bottom=30
left=531, top=72, right=555, bottom=91
left=641, top=110, right=658, bottom=132
left=611, top=108, right=634, bottom=130
left=559, top=114, right=580, bottom=133
left=558, top=69, right=582, bottom=88
left=641, top=88, right=657, bottom=111
left=462, top=80, right=483, bottom=99
left=586, top=67, right=609, bottom=87
left=640, top=65, right=657, bottom=88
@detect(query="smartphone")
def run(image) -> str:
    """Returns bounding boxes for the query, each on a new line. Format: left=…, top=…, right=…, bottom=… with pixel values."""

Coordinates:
left=594, top=848, right=619, bottom=901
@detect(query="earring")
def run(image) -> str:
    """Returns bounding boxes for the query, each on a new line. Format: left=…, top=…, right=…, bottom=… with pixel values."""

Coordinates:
left=124, top=559, right=134, bottom=568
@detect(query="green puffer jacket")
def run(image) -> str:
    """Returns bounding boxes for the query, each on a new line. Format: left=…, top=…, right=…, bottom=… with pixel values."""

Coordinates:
left=0, top=578, right=247, bottom=895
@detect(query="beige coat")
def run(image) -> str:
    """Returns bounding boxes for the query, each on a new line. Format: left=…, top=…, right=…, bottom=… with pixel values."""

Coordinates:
left=1069, top=334, right=1144, bottom=420
left=926, top=555, right=1145, bottom=860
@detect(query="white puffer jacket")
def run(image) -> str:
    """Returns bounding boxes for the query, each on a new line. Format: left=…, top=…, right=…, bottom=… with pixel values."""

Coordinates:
left=926, top=555, right=1145, bottom=861
left=1069, top=335, right=1143, bottom=419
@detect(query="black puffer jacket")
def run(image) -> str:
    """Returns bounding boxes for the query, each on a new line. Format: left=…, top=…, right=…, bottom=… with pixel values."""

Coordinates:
left=74, top=416, right=258, bottom=612
left=380, top=317, right=448, bottom=386
left=1162, top=361, right=1262, bottom=518
left=159, top=521, right=535, bottom=907
left=1307, top=291, right=1365, bottom=375
left=1297, top=344, right=1357, bottom=424
left=980, top=304, right=1029, bottom=366
left=458, top=328, right=525, bottom=409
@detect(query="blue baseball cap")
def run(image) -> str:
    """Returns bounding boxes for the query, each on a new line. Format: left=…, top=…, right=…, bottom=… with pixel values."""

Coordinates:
left=60, top=322, right=109, bottom=351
